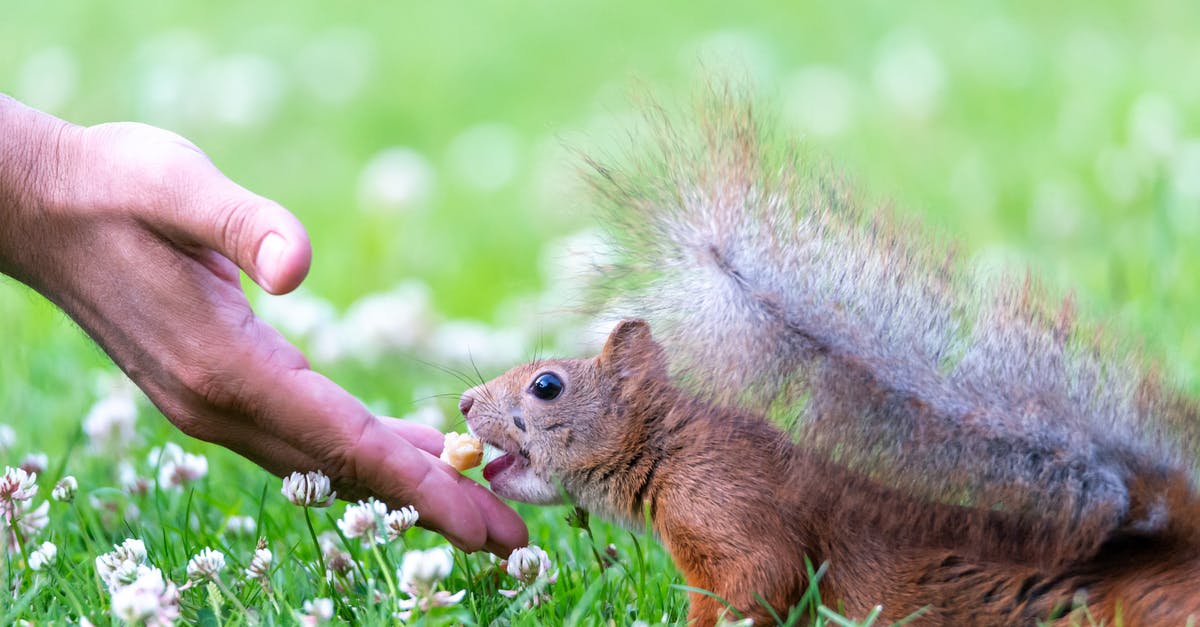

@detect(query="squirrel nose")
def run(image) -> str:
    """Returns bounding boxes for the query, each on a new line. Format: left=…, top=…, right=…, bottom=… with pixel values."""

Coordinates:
left=458, top=393, right=474, bottom=416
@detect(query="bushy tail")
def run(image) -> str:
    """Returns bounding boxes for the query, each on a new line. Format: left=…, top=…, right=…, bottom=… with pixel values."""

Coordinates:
left=583, top=86, right=1200, bottom=565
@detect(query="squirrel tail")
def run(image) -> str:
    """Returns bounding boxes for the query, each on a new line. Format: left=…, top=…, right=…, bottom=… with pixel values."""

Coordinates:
left=582, top=85, right=1200, bottom=565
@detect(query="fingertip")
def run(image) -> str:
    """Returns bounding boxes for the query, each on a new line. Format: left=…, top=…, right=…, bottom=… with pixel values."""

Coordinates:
left=254, top=215, right=312, bottom=295
left=464, top=481, right=529, bottom=556
left=345, top=418, right=498, bottom=553
left=403, top=457, right=490, bottom=553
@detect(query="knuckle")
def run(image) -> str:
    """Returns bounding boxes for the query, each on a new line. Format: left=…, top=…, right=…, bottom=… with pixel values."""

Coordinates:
left=111, top=125, right=201, bottom=189
left=152, top=392, right=220, bottom=443
left=333, top=416, right=373, bottom=489
left=210, top=196, right=261, bottom=261
left=170, top=410, right=217, bottom=443
left=173, top=355, right=250, bottom=418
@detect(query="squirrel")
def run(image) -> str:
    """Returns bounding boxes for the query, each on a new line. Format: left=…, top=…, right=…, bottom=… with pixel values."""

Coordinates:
left=457, top=90, right=1200, bottom=625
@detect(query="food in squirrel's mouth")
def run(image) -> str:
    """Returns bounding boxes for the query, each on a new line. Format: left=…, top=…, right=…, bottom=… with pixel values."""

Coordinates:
left=440, top=432, right=483, bottom=471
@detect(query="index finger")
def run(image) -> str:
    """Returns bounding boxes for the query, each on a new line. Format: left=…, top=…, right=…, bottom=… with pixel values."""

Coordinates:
left=266, top=368, right=528, bottom=554
left=344, top=415, right=528, bottom=554
left=377, top=416, right=445, bottom=457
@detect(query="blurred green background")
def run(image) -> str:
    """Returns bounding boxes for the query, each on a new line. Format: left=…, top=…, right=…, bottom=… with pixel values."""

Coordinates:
left=2, top=0, right=1199, bottom=478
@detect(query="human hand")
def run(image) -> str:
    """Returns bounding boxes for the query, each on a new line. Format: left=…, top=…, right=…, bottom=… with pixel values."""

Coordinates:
left=0, top=98, right=528, bottom=555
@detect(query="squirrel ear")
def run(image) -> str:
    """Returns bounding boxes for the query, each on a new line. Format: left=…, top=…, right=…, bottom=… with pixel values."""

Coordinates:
left=598, top=319, right=667, bottom=380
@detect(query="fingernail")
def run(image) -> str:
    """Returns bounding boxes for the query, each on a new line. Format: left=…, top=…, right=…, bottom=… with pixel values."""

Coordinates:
left=255, top=232, right=287, bottom=291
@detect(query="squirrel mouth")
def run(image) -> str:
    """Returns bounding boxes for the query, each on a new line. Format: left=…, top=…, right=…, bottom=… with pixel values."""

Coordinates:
left=478, top=439, right=529, bottom=483
left=482, top=452, right=520, bottom=482
left=468, top=427, right=559, bottom=504
left=473, top=438, right=562, bottom=505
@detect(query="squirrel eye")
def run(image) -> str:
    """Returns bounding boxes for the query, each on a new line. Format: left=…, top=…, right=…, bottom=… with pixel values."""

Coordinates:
left=530, top=372, right=564, bottom=401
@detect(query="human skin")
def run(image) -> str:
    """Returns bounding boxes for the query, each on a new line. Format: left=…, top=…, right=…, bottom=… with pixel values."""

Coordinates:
left=0, top=94, right=527, bottom=555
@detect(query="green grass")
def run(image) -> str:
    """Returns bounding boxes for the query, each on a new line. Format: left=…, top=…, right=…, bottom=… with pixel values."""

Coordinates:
left=2, top=0, right=1200, bottom=624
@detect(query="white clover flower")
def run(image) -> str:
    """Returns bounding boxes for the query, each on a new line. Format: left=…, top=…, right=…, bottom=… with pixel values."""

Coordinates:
left=52, top=476, right=78, bottom=502
left=82, top=392, right=139, bottom=455
left=320, top=281, right=437, bottom=363
left=505, top=545, right=555, bottom=586
left=281, top=471, right=336, bottom=507
left=384, top=506, right=419, bottom=541
left=396, top=547, right=465, bottom=620
left=872, top=30, right=945, bottom=120
left=15, top=45, right=77, bottom=113
left=244, top=547, right=272, bottom=583
left=186, top=547, right=226, bottom=583
left=396, top=589, right=466, bottom=620
left=783, top=66, right=857, bottom=138
left=336, top=498, right=387, bottom=546
left=294, top=28, right=372, bottom=106
left=255, top=289, right=337, bottom=340
left=101, top=561, right=151, bottom=593
left=224, top=515, right=256, bottom=536
left=147, top=443, right=201, bottom=487
left=116, top=462, right=151, bottom=497
left=200, top=53, right=285, bottom=128
left=317, top=530, right=342, bottom=554
left=110, top=566, right=180, bottom=626
left=29, top=541, right=57, bottom=571
left=0, top=466, right=38, bottom=503
left=18, top=452, right=48, bottom=476
left=396, top=545, right=465, bottom=619
left=111, top=538, right=148, bottom=564
left=429, top=319, right=526, bottom=369
left=146, top=443, right=181, bottom=468
left=446, top=123, right=520, bottom=191
left=356, top=147, right=434, bottom=215
left=1, top=466, right=45, bottom=551
left=0, top=424, right=15, bottom=453
left=1129, top=92, right=1180, bottom=161
left=397, top=546, right=453, bottom=596
left=15, top=499, right=49, bottom=538
left=317, top=531, right=354, bottom=576
left=112, top=585, right=159, bottom=625
left=301, top=597, right=334, bottom=622
left=96, top=538, right=150, bottom=592
left=157, top=450, right=207, bottom=490
left=499, top=545, right=557, bottom=606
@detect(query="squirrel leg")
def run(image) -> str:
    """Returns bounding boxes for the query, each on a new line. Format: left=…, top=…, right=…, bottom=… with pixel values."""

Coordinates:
left=673, top=549, right=800, bottom=625
left=685, top=589, right=780, bottom=626
left=685, top=594, right=725, bottom=626
left=667, top=533, right=796, bottom=619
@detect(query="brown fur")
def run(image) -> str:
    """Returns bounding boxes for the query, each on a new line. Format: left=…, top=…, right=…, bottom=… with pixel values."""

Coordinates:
left=462, top=320, right=1200, bottom=625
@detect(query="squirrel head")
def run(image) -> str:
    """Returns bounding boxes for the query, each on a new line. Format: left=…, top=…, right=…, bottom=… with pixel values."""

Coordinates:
left=459, top=319, right=669, bottom=509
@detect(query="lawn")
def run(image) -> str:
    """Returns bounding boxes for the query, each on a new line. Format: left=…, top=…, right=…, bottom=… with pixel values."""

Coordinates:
left=2, top=1, right=1199, bottom=624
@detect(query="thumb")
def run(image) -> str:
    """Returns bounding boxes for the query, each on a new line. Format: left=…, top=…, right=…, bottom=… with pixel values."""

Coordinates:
left=159, top=143, right=312, bottom=294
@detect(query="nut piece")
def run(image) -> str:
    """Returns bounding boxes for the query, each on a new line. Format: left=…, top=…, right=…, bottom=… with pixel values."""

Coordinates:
left=440, top=432, right=484, bottom=471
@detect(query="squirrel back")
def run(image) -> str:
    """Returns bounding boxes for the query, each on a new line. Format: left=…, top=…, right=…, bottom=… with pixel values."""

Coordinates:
left=460, top=88, right=1200, bottom=623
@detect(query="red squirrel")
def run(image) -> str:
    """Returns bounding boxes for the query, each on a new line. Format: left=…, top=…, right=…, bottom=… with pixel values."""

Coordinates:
left=458, top=92, right=1200, bottom=624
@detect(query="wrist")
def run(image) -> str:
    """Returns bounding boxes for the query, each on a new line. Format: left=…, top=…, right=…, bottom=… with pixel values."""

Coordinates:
left=0, top=95, right=79, bottom=278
